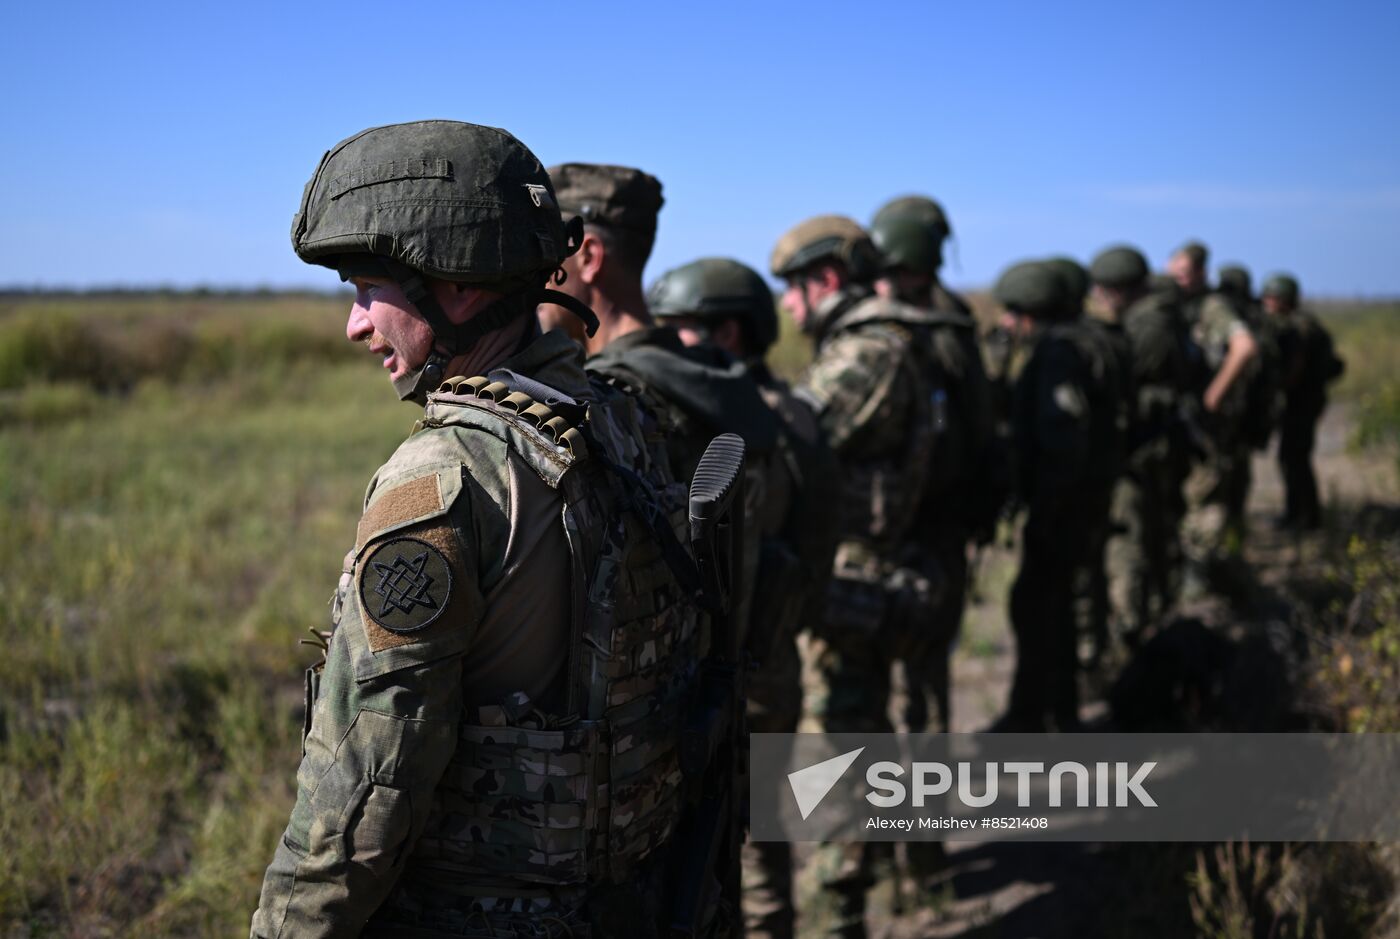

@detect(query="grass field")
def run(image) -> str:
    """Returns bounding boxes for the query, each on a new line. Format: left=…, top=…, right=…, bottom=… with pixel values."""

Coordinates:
left=0, top=291, right=1396, bottom=936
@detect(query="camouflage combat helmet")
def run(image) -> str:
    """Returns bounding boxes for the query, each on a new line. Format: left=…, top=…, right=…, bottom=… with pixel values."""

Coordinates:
left=1217, top=264, right=1253, bottom=300
left=1261, top=273, right=1300, bottom=307
left=872, top=195, right=952, bottom=240
left=648, top=257, right=779, bottom=354
left=769, top=214, right=880, bottom=283
left=994, top=261, right=1066, bottom=319
left=1089, top=245, right=1150, bottom=290
left=292, top=120, right=597, bottom=402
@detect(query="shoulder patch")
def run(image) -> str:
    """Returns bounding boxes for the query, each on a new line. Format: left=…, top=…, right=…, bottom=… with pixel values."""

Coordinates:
left=360, top=536, right=453, bottom=636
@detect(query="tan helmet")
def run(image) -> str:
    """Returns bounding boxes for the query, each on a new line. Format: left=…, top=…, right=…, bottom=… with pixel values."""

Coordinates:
left=769, top=214, right=880, bottom=283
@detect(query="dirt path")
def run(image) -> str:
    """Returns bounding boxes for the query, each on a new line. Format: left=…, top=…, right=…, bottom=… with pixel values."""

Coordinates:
left=795, top=401, right=1397, bottom=938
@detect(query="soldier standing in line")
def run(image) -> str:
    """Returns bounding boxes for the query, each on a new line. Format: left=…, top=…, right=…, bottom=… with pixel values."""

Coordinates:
left=252, top=121, right=723, bottom=938
left=1217, top=264, right=1284, bottom=534
left=1167, top=242, right=1259, bottom=588
left=869, top=194, right=973, bottom=316
left=540, top=162, right=781, bottom=643
left=989, top=262, right=1123, bottom=732
left=867, top=197, right=998, bottom=737
left=648, top=257, right=842, bottom=939
left=770, top=215, right=944, bottom=938
left=1089, top=246, right=1193, bottom=646
left=1262, top=274, right=1345, bottom=531
left=1048, top=257, right=1133, bottom=673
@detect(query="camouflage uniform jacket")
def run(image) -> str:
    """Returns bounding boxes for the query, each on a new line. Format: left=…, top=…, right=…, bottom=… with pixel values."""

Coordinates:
left=250, top=330, right=698, bottom=938
left=797, top=287, right=939, bottom=554
left=1193, top=292, right=1255, bottom=419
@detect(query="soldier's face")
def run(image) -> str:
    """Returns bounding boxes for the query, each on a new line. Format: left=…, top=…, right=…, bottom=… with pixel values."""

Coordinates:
left=1168, top=253, right=1203, bottom=292
left=345, top=277, right=435, bottom=382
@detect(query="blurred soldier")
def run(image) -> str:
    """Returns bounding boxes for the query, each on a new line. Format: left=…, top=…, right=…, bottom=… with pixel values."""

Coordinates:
left=869, top=194, right=971, bottom=316
left=1090, top=246, right=1193, bottom=644
left=253, top=121, right=720, bottom=937
left=869, top=197, right=999, bottom=735
left=649, top=257, right=841, bottom=939
left=1168, top=242, right=1259, bottom=583
left=1218, top=264, right=1284, bottom=528
left=544, top=162, right=779, bottom=481
left=990, top=262, right=1123, bottom=731
left=1262, top=274, right=1345, bottom=530
left=1048, top=257, right=1133, bottom=671
left=771, top=215, right=943, bottom=937
left=542, top=162, right=780, bottom=651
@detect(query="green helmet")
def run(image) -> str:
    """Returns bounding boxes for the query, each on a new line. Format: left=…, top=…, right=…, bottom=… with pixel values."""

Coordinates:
left=869, top=214, right=940, bottom=278
left=292, top=120, right=594, bottom=402
left=994, top=261, right=1066, bottom=319
left=1217, top=264, right=1253, bottom=300
left=294, top=120, right=569, bottom=289
left=648, top=257, right=778, bottom=354
left=1089, top=245, right=1150, bottom=290
left=1261, top=273, right=1300, bottom=306
left=769, top=214, right=880, bottom=283
left=872, top=195, right=951, bottom=240
left=1046, top=256, right=1090, bottom=307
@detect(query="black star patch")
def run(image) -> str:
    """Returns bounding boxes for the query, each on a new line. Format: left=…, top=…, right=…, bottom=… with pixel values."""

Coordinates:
left=358, top=537, right=453, bottom=634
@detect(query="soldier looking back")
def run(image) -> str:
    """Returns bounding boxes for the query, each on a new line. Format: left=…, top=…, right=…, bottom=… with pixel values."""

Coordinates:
left=252, top=121, right=713, bottom=937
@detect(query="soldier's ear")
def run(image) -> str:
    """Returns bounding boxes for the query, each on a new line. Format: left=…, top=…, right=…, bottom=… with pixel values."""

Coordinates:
left=576, top=232, right=606, bottom=285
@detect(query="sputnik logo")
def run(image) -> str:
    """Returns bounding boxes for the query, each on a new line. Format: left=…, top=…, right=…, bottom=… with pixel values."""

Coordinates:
left=787, top=747, right=865, bottom=821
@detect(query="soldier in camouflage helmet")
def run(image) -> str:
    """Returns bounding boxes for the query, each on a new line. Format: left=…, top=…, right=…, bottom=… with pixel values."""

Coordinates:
left=990, top=261, right=1124, bottom=731
left=650, top=257, right=842, bottom=939
left=1090, top=246, right=1193, bottom=647
left=1167, top=241, right=1259, bottom=591
left=1262, top=274, right=1344, bottom=530
left=870, top=199, right=999, bottom=739
left=772, top=214, right=947, bottom=936
left=251, top=122, right=719, bottom=937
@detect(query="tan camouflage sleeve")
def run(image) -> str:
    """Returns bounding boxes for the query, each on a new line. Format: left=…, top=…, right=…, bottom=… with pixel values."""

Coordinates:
left=799, top=329, right=913, bottom=455
left=251, top=463, right=480, bottom=938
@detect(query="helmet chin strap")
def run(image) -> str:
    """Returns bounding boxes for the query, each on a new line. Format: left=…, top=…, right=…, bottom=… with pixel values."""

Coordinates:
left=341, top=243, right=602, bottom=404
left=388, top=281, right=602, bottom=406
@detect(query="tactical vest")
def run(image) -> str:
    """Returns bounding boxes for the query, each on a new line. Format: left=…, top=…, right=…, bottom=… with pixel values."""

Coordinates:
left=401, top=374, right=701, bottom=894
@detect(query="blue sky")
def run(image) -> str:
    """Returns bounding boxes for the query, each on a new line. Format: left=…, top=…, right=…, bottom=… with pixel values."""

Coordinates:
left=3, top=0, right=1398, bottom=296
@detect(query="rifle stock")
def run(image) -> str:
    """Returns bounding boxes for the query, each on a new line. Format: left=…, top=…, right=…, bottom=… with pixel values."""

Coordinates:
left=669, top=433, right=746, bottom=937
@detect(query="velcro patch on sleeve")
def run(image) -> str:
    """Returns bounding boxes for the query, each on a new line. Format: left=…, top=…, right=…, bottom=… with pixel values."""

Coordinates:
left=360, top=537, right=453, bottom=636
left=351, top=468, right=474, bottom=660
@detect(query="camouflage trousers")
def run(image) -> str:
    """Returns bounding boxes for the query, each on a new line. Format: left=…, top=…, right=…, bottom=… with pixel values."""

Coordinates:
left=799, top=559, right=894, bottom=939
left=744, top=630, right=802, bottom=939
left=1106, top=459, right=1183, bottom=642
left=1073, top=490, right=1116, bottom=671
left=1183, top=434, right=1252, bottom=574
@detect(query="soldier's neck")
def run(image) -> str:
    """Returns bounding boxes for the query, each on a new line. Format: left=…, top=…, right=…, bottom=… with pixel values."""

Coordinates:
left=584, top=282, right=653, bottom=356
